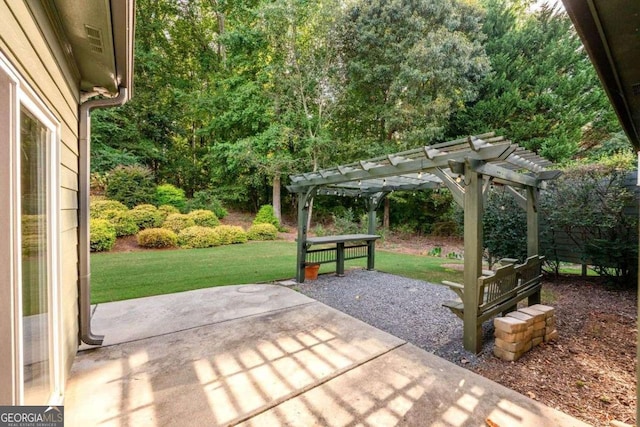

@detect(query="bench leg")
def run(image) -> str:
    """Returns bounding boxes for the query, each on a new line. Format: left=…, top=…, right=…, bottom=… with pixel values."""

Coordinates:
left=502, top=304, right=518, bottom=316
left=337, top=242, right=345, bottom=276
left=367, top=240, right=375, bottom=270
left=528, top=289, right=541, bottom=306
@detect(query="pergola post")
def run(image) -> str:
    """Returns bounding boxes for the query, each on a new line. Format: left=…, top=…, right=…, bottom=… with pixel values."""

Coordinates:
left=527, top=186, right=541, bottom=305
left=463, top=161, right=484, bottom=353
left=365, top=193, right=385, bottom=270
left=296, top=188, right=315, bottom=283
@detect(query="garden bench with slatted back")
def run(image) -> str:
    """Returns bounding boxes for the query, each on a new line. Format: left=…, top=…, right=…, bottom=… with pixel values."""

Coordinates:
left=442, top=255, right=544, bottom=323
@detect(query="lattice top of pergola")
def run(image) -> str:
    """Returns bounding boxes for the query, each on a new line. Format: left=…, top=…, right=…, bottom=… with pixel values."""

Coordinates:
left=287, top=132, right=558, bottom=197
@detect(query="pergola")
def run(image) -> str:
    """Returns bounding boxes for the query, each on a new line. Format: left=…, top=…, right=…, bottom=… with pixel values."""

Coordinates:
left=287, top=132, right=561, bottom=353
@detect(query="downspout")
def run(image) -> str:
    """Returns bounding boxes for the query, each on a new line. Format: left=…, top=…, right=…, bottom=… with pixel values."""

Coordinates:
left=78, top=87, right=129, bottom=345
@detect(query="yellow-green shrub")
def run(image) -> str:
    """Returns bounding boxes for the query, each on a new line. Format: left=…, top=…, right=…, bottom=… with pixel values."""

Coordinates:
left=247, top=223, right=278, bottom=240
left=163, top=213, right=196, bottom=233
left=177, top=226, right=218, bottom=249
left=90, top=219, right=116, bottom=252
left=100, top=209, right=139, bottom=236
left=188, top=209, right=220, bottom=227
left=90, top=199, right=128, bottom=219
left=131, top=204, right=163, bottom=229
left=212, top=225, right=248, bottom=245
left=137, top=228, right=178, bottom=248
left=158, top=204, right=180, bottom=220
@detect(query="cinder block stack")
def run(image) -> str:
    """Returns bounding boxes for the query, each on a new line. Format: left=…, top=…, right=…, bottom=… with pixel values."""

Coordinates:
left=493, top=304, right=558, bottom=361
left=493, top=317, right=529, bottom=361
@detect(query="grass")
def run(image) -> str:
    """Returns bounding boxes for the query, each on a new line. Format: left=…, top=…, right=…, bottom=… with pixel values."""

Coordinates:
left=90, top=241, right=463, bottom=303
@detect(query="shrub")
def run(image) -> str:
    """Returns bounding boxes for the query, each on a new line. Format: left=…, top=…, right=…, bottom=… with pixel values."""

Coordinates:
left=100, top=209, right=139, bottom=237
left=105, top=165, right=156, bottom=208
left=212, top=225, right=248, bottom=245
left=178, top=226, right=218, bottom=249
left=252, top=205, right=280, bottom=230
left=186, top=190, right=228, bottom=219
left=158, top=204, right=180, bottom=219
left=90, top=219, right=116, bottom=252
left=247, top=223, right=278, bottom=240
left=130, top=204, right=163, bottom=229
left=137, top=228, right=178, bottom=248
left=90, top=199, right=128, bottom=218
left=155, top=184, right=186, bottom=211
left=188, top=209, right=220, bottom=227
left=483, top=188, right=527, bottom=268
left=162, top=213, right=196, bottom=233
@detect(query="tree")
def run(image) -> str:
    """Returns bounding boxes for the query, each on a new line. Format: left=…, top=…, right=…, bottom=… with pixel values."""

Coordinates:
left=448, top=1, right=619, bottom=162
left=336, top=0, right=490, bottom=153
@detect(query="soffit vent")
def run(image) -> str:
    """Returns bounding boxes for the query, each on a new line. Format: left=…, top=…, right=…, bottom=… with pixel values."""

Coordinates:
left=85, top=25, right=104, bottom=54
left=632, top=83, right=640, bottom=96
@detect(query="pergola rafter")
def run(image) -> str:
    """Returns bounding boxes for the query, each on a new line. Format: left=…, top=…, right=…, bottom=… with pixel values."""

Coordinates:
left=287, top=132, right=560, bottom=353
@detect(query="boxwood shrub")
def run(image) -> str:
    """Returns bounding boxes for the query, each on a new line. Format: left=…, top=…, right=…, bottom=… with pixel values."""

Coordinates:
left=252, top=205, right=281, bottom=230
left=100, top=209, right=139, bottom=237
left=131, top=204, right=163, bottom=229
left=212, top=225, right=248, bottom=245
left=155, top=184, right=186, bottom=211
left=90, top=199, right=128, bottom=218
left=177, top=226, right=218, bottom=249
left=158, top=204, right=180, bottom=220
left=247, top=223, right=278, bottom=240
left=188, top=209, right=220, bottom=227
left=90, top=218, right=116, bottom=252
left=162, top=213, right=196, bottom=233
left=137, top=228, right=178, bottom=248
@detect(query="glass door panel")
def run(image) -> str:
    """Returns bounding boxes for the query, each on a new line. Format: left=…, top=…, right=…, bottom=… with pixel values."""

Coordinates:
left=20, top=106, right=51, bottom=405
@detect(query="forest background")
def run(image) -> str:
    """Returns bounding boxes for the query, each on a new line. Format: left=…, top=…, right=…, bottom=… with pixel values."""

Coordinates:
left=90, top=0, right=634, bottom=232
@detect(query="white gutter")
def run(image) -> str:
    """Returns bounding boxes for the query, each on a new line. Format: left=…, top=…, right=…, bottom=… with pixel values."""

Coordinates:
left=78, top=87, right=129, bottom=345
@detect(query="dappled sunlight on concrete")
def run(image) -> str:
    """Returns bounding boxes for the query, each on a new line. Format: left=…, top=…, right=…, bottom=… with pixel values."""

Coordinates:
left=66, top=285, right=588, bottom=427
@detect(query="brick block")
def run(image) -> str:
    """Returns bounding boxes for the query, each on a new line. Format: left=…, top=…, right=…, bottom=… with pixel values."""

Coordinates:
left=494, top=316, right=527, bottom=333
left=532, top=336, right=543, bottom=347
left=532, top=328, right=545, bottom=338
left=495, top=329, right=531, bottom=343
left=545, top=317, right=556, bottom=329
left=533, top=320, right=546, bottom=331
left=506, top=311, right=534, bottom=327
left=545, top=329, right=558, bottom=342
left=524, top=340, right=533, bottom=352
left=495, top=337, right=528, bottom=352
left=518, top=307, right=546, bottom=322
left=494, top=346, right=524, bottom=362
left=529, top=304, right=555, bottom=319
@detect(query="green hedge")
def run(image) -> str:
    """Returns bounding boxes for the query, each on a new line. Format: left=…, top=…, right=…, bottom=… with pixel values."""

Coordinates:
left=253, top=205, right=281, bottom=230
left=177, top=226, right=219, bottom=249
left=247, top=223, right=278, bottom=240
left=137, top=228, right=178, bottom=248
left=188, top=209, right=220, bottom=227
left=90, top=219, right=116, bottom=252
left=158, top=204, right=180, bottom=219
left=99, top=209, right=139, bottom=237
left=155, top=184, right=186, bottom=211
left=131, top=204, right=164, bottom=229
left=90, top=200, right=128, bottom=218
left=162, top=213, right=196, bottom=233
left=212, top=225, right=248, bottom=245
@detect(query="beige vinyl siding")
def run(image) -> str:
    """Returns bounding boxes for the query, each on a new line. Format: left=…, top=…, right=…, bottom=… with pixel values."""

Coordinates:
left=0, top=0, right=81, bottom=382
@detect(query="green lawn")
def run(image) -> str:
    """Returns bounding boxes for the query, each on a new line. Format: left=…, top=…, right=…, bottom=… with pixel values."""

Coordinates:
left=90, top=241, right=463, bottom=303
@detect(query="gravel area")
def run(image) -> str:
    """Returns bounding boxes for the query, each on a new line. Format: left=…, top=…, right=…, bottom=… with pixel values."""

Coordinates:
left=296, top=268, right=496, bottom=366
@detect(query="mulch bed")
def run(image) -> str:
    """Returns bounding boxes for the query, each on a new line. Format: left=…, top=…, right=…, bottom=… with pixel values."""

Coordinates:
left=473, top=276, right=637, bottom=426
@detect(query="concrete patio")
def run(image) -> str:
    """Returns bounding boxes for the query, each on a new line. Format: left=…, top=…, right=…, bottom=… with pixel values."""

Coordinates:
left=64, top=284, right=589, bottom=426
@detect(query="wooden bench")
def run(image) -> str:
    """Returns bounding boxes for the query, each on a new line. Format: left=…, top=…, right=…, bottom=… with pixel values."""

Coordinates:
left=304, top=234, right=380, bottom=277
left=443, top=255, right=544, bottom=323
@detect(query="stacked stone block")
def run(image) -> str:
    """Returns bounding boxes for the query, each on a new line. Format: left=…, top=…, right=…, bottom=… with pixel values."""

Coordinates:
left=493, top=304, right=557, bottom=361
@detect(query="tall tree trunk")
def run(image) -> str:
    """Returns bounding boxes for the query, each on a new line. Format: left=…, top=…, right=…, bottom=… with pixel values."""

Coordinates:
left=273, top=174, right=282, bottom=223
left=383, top=197, right=390, bottom=229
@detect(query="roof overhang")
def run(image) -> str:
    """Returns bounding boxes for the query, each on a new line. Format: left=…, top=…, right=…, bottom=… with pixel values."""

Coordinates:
left=562, top=0, right=640, bottom=150
left=39, top=0, right=135, bottom=98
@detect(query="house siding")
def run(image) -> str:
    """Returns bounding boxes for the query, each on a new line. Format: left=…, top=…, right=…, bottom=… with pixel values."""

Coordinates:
left=0, top=0, right=82, bottom=396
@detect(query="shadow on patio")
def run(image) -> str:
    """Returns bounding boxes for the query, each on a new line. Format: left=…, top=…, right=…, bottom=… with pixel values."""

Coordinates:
left=64, top=284, right=587, bottom=426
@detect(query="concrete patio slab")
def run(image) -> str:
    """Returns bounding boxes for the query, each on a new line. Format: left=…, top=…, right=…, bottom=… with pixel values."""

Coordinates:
left=66, top=284, right=589, bottom=427
left=90, top=284, right=314, bottom=345
left=240, top=343, right=587, bottom=427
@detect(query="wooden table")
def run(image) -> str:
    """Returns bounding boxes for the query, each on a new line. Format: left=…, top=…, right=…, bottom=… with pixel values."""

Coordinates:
left=304, top=234, right=380, bottom=277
